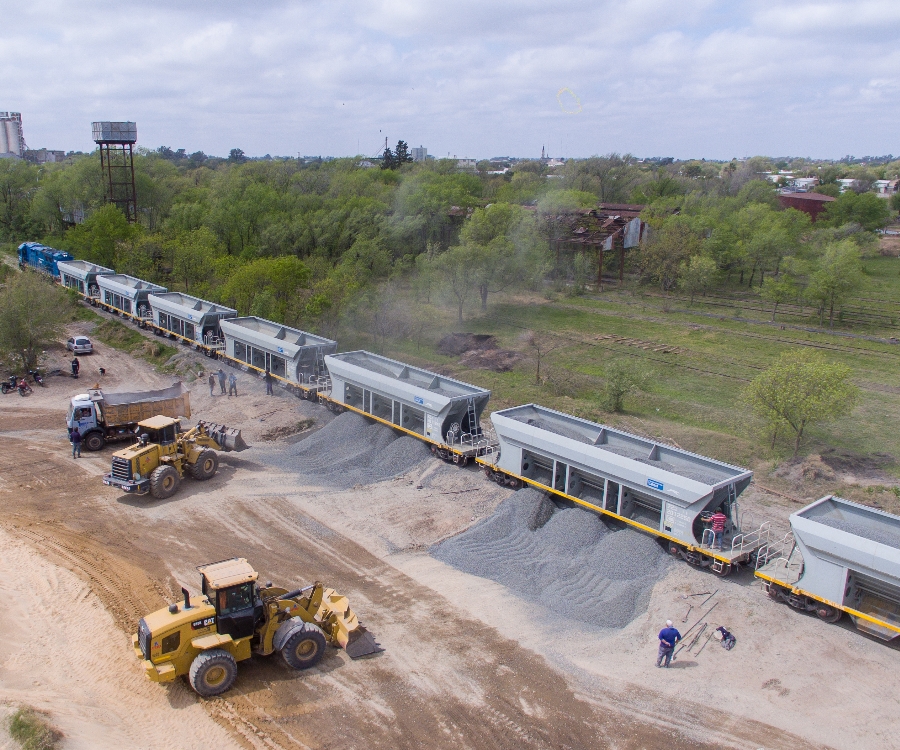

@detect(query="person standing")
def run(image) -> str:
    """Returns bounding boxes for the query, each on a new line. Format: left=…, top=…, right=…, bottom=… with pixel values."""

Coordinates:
left=228, top=372, right=238, bottom=396
left=264, top=368, right=273, bottom=396
left=208, top=372, right=216, bottom=397
left=710, top=507, right=728, bottom=550
left=656, top=620, right=681, bottom=668
left=71, top=356, right=80, bottom=378
left=70, top=426, right=82, bottom=458
left=217, top=368, right=227, bottom=394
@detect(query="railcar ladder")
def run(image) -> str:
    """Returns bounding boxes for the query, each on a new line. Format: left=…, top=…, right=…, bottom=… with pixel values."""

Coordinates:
left=466, top=398, right=479, bottom=437
left=315, top=348, right=327, bottom=379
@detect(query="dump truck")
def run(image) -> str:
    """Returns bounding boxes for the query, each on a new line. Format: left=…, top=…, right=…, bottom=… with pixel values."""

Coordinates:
left=67, top=383, right=191, bottom=451
left=134, top=558, right=381, bottom=696
left=102, top=416, right=247, bottom=499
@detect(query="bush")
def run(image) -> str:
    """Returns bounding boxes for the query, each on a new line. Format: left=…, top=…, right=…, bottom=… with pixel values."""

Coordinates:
left=601, top=360, right=649, bottom=412
left=8, top=708, right=61, bottom=750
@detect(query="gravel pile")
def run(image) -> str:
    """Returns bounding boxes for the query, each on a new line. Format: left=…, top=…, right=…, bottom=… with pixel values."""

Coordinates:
left=263, top=411, right=432, bottom=489
left=815, top=516, right=900, bottom=550
left=432, top=489, right=671, bottom=628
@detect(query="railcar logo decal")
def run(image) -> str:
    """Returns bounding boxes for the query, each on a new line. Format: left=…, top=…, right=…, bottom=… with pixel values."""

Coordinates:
left=647, top=478, right=664, bottom=491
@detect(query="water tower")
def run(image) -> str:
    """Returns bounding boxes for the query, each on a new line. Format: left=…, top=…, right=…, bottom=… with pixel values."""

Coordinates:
left=92, top=121, right=138, bottom=222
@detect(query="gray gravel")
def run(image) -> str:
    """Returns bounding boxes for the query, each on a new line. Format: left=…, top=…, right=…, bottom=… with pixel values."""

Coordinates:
left=257, top=411, right=432, bottom=489
left=432, top=488, right=672, bottom=628
left=814, top=517, right=900, bottom=550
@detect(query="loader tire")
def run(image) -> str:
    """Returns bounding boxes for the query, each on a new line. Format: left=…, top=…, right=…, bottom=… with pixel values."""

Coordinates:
left=281, top=623, right=326, bottom=670
left=150, top=465, right=180, bottom=499
left=190, top=450, right=218, bottom=481
left=189, top=649, right=237, bottom=697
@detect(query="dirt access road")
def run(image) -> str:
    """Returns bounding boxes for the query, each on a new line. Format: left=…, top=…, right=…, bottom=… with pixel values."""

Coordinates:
left=0, top=333, right=895, bottom=749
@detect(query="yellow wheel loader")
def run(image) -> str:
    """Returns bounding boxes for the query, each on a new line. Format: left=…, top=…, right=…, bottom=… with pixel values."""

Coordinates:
left=134, top=558, right=381, bottom=697
left=102, top=417, right=247, bottom=499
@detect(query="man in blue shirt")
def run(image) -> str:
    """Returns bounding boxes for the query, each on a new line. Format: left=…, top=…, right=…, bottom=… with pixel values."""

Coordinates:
left=657, top=620, right=681, bottom=668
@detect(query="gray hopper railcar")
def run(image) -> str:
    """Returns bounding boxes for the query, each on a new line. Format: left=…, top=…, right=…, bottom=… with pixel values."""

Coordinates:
left=757, top=495, right=900, bottom=639
left=56, top=259, right=115, bottom=297
left=96, top=274, right=167, bottom=318
left=481, top=404, right=764, bottom=576
left=147, top=292, right=237, bottom=350
left=324, top=351, right=491, bottom=459
left=219, top=317, right=336, bottom=385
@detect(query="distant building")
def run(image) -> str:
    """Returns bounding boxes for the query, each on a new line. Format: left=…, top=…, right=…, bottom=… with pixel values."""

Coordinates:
left=789, top=177, right=819, bottom=191
left=778, top=192, right=836, bottom=221
left=357, top=159, right=377, bottom=169
left=25, top=148, right=66, bottom=164
left=411, top=145, right=428, bottom=162
left=456, top=158, right=477, bottom=170
left=873, top=179, right=899, bottom=198
left=836, top=178, right=861, bottom=193
left=0, top=111, right=25, bottom=158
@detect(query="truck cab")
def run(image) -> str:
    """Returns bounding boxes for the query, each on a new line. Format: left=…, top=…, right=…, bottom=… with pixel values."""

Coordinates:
left=66, top=395, right=104, bottom=451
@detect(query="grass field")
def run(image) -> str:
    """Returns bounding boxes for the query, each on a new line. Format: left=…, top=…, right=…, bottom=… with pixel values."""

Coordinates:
left=356, top=265, right=900, bottom=510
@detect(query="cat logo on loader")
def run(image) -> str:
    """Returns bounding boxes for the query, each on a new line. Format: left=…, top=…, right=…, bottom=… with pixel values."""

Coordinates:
left=134, top=558, right=382, bottom=696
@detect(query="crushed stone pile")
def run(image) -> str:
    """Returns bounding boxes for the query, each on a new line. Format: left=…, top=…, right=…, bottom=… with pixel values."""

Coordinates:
left=433, top=489, right=672, bottom=628
left=264, top=411, right=432, bottom=489
left=815, top=516, right=900, bottom=550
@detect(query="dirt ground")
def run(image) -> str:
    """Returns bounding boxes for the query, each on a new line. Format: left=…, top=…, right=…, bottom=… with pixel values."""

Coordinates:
left=1, top=325, right=899, bottom=749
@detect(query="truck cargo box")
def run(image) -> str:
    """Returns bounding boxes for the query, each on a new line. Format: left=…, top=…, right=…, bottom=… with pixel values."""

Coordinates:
left=95, top=383, right=191, bottom=426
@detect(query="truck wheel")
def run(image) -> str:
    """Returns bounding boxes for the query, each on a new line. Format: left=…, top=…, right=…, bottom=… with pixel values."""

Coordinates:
left=189, top=649, right=237, bottom=697
left=190, top=450, right=218, bottom=481
left=150, top=465, right=180, bottom=499
left=84, top=432, right=105, bottom=451
left=281, top=623, right=326, bottom=670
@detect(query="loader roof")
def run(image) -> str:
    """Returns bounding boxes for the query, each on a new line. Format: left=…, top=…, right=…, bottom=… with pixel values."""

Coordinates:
left=137, top=415, right=180, bottom=429
left=198, top=558, right=259, bottom=589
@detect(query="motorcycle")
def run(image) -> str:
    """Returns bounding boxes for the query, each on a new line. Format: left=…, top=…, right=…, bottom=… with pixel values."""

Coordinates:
left=28, top=369, right=45, bottom=387
left=17, top=378, right=33, bottom=396
left=1, top=375, right=18, bottom=395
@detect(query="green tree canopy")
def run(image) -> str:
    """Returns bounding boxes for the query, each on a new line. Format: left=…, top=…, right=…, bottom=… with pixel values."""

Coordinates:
left=745, top=349, right=859, bottom=454
left=0, top=272, right=73, bottom=370
left=821, top=191, right=891, bottom=231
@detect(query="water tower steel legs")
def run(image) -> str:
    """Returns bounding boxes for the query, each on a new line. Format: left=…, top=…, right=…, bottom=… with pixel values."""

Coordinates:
left=99, top=141, right=137, bottom=222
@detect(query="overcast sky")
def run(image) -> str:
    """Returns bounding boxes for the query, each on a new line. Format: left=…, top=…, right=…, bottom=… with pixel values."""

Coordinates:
left=2, top=0, right=898, bottom=160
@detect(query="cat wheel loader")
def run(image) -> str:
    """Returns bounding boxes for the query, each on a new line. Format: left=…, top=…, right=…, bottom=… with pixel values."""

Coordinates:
left=102, top=416, right=247, bottom=499
left=134, top=558, right=382, bottom=696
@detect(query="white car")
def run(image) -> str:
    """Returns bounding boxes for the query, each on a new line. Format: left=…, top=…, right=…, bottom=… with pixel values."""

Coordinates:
left=66, top=336, right=93, bottom=355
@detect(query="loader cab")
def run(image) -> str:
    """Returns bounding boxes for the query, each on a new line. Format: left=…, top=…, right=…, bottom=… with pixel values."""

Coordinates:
left=198, top=558, right=264, bottom=641
left=135, top=415, right=180, bottom=447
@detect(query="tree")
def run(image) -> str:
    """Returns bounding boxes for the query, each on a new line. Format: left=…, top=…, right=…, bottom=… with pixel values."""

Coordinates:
left=745, top=349, right=859, bottom=455
left=169, top=227, right=220, bottom=293
left=677, top=254, right=717, bottom=304
left=759, top=276, right=798, bottom=321
left=432, top=244, right=479, bottom=322
left=805, top=240, right=863, bottom=328
left=65, top=203, right=140, bottom=268
left=522, top=330, right=564, bottom=384
left=394, top=141, right=413, bottom=165
left=601, top=360, right=649, bottom=412
left=636, top=216, right=701, bottom=292
left=228, top=149, right=247, bottom=164
left=459, top=203, right=526, bottom=309
left=220, top=256, right=310, bottom=320
left=821, top=191, right=891, bottom=231
left=0, top=272, right=72, bottom=370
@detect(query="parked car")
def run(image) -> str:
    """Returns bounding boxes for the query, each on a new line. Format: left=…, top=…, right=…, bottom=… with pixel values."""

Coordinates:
left=66, top=336, right=93, bottom=354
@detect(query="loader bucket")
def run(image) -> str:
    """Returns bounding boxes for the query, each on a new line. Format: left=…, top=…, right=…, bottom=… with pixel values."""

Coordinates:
left=345, top=626, right=383, bottom=659
left=203, top=422, right=249, bottom=452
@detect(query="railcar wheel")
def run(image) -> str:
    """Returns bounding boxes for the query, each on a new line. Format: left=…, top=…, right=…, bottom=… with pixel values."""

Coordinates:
left=668, top=543, right=682, bottom=558
left=767, top=583, right=784, bottom=601
left=815, top=605, right=843, bottom=623
left=712, top=563, right=732, bottom=578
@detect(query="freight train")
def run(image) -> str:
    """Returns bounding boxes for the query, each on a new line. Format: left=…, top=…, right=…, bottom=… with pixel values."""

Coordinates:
left=19, top=242, right=900, bottom=642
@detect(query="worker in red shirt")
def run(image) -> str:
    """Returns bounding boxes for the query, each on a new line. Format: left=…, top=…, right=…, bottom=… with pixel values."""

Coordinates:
left=710, top=508, right=728, bottom=550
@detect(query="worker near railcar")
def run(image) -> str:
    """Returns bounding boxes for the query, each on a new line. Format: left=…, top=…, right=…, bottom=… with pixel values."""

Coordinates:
left=71, top=356, right=80, bottom=377
left=70, top=426, right=82, bottom=458
left=656, top=620, right=681, bottom=668
left=208, top=372, right=216, bottom=397
left=217, top=368, right=227, bottom=394
left=264, top=368, right=273, bottom=396
left=710, top=508, right=728, bottom=550
left=228, top=372, right=238, bottom=396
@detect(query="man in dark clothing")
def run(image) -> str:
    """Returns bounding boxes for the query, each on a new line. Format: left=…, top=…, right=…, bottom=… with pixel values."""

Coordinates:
left=264, top=369, right=273, bottom=396
left=217, top=368, right=227, bottom=394
left=70, top=427, right=82, bottom=458
left=657, top=620, right=681, bottom=668
left=71, top=357, right=80, bottom=377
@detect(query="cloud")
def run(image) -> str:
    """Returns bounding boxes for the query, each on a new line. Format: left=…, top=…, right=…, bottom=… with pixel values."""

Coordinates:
left=2, top=0, right=898, bottom=158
